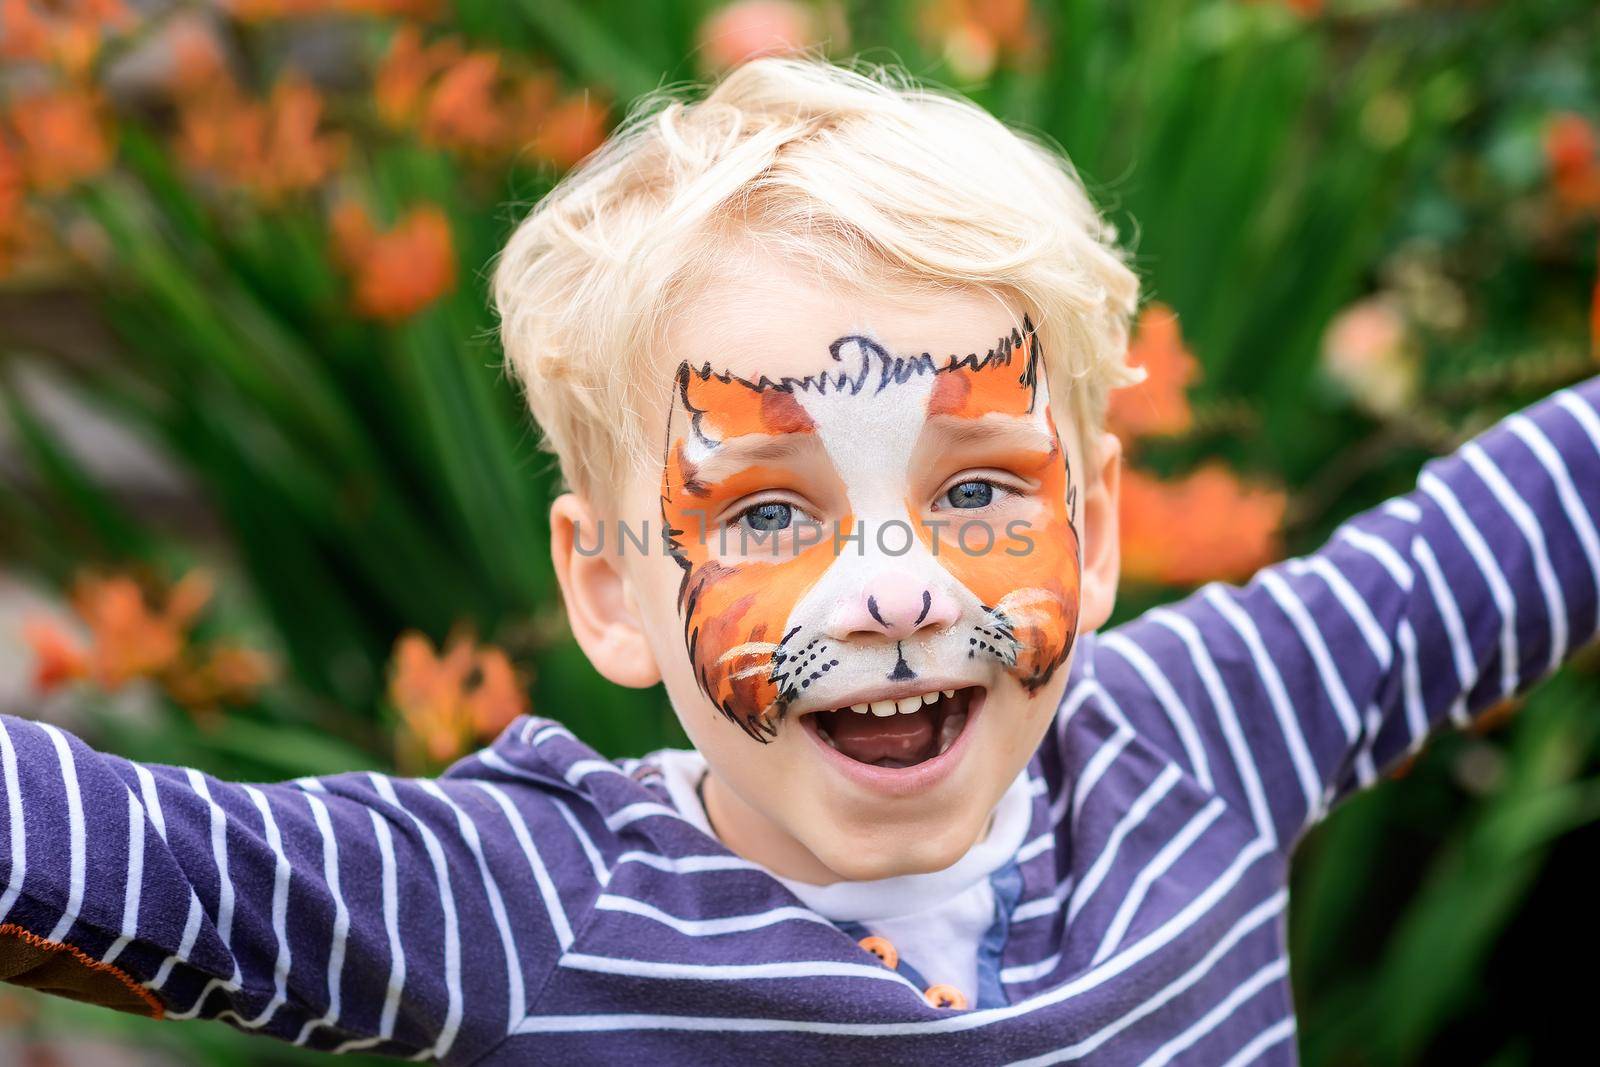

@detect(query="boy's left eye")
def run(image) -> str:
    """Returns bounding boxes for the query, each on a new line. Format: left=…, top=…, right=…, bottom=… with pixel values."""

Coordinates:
left=739, top=502, right=795, bottom=531
left=945, top=479, right=996, bottom=509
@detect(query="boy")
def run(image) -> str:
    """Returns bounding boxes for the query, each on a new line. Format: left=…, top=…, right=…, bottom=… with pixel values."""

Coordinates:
left=2, top=57, right=1597, bottom=1065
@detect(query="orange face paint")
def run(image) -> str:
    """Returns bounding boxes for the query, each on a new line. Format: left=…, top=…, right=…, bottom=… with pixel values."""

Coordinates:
left=661, top=317, right=1080, bottom=742
left=915, top=341, right=1080, bottom=689
left=662, top=365, right=838, bottom=740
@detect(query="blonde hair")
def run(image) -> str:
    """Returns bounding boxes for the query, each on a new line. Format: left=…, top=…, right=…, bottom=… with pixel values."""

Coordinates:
left=493, top=56, right=1141, bottom=505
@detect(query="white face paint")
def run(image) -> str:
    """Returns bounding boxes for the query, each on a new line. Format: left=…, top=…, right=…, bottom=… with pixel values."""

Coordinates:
left=661, top=320, right=1081, bottom=742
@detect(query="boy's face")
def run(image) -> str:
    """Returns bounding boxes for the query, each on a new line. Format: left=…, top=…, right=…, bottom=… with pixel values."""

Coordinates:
left=598, top=259, right=1108, bottom=882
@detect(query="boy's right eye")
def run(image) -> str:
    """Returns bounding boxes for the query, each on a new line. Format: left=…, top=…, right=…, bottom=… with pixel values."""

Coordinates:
left=739, top=502, right=794, bottom=532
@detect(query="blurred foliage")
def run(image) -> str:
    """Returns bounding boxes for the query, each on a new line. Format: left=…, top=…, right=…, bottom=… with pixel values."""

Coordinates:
left=0, top=0, right=1597, bottom=1063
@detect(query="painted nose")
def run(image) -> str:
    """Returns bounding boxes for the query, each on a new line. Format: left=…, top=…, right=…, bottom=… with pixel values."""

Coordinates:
left=829, top=571, right=960, bottom=641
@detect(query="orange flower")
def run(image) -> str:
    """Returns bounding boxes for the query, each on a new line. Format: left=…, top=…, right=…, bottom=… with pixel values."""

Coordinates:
left=530, top=94, right=609, bottom=170
left=1321, top=296, right=1417, bottom=416
left=388, top=629, right=529, bottom=767
left=264, top=75, right=345, bottom=195
left=1119, top=463, right=1287, bottom=587
left=1108, top=303, right=1199, bottom=442
left=175, top=71, right=345, bottom=201
left=163, top=644, right=275, bottom=711
left=375, top=27, right=608, bottom=166
left=375, top=24, right=460, bottom=127
left=0, top=0, right=135, bottom=80
left=5, top=86, right=114, bottom=191
left=22, top=617, right=90, bottom=692
left=1546, top=112, right=1596, bottom=174
left=0, top=133, right=20, bottom=209
left=0, top=133, right=34, bottom=276
left=698, top=0, right=822, bottom=73
left=159, top=12, right=228, bottom=97
left=920, top=0, right=1033, bottom=80
left=72, top=576, right=185, bottom=687
left=1545, top=111, right=1600, bottom=214
left=228, top=0, right=441, bottom=19
left=329, top=197, right=374, bottom=253
left=1, top=0, right=54, bottom=64
left=465, top=648, right=526, bottom=739
left=0, top=0, right=49, bottom=59
left=340, top=0, right=441, bottom=16
left=24, top=569, right=272, bottom=712
left=330, top=200, right=456, bottom=322
left=71, top=570, right=210, bottom=688
left=421, top=51, right=507, bottom=159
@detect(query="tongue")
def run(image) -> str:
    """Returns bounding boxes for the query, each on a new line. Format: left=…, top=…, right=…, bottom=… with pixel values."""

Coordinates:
left=825, top=708, right=935, bottom=765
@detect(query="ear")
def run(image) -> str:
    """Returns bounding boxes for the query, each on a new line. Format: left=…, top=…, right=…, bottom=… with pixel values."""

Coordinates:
left=549, top=493, right=662, bottom=688
left=1077, top=430, right=1122, bottom=633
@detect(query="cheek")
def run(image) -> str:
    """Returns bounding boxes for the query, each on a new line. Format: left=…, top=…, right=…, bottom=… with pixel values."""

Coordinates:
left=924, top=475, right=1081, bottom=691
left=674, top=544, right=835, bottom=740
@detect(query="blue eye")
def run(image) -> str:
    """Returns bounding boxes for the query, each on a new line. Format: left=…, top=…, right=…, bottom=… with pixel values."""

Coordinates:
left=945, top=480, right=994, bottom=509
left=740, top=502, right=794, bottom=531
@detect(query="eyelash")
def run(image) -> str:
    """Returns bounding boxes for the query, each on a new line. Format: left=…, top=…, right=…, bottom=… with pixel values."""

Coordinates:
left=720, top=471, right=1025, bottom=529
left=723, top=495, right=815, bottom=530
left=931, top=473, right=1025, bottom=510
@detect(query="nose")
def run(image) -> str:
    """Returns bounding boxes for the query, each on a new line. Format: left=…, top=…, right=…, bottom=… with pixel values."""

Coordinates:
left=828, top=570, right=960, bottom=642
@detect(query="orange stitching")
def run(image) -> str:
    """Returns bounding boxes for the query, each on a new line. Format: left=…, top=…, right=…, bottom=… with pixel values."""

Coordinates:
left=0, top=922, right=165, bottom=1019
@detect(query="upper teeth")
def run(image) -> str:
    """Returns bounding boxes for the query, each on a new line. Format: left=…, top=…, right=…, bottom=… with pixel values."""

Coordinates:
left=847, top=690, right=958, bottom=716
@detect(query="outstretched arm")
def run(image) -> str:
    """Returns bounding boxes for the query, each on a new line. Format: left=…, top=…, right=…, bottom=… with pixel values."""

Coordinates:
left=0, top=714, right=593, bottom=1062
left=1091, top=376, right=1600, bottom=849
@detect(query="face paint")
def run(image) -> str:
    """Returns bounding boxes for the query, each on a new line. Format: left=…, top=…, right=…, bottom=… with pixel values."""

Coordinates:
left=660, top=316, right=1080, bottom=742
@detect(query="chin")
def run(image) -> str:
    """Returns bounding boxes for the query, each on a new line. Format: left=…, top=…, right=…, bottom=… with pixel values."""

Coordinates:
left=805, top=809, right=987, bottom=882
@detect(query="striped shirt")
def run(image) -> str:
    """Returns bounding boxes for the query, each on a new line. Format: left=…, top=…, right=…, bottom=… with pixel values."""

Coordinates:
left=2, top=377, right=1597, bottom=1065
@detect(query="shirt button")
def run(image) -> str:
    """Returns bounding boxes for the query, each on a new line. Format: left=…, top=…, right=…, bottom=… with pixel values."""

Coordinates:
left=923, top=984, right=969, bottom=1010
left=857, top=935, right=898, bottom=969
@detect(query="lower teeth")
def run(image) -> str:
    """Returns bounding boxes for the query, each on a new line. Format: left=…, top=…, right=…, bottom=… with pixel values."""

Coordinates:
left=936, top=710, right=967, bottom=755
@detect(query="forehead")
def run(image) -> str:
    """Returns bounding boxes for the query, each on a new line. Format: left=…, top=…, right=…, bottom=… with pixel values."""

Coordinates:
left=659, top=252, right=1027, bottom=394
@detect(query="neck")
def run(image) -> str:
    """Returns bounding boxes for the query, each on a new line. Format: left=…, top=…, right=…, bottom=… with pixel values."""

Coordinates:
left=699, top=766, right=999, bottom=886
left=701, top=768, right=844, bottom=884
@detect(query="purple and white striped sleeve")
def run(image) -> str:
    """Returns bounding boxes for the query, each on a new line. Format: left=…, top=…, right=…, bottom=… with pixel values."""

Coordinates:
left=1093, top=376, right=1600, bottom=848
left=0, top=716, right=592, bottom=1062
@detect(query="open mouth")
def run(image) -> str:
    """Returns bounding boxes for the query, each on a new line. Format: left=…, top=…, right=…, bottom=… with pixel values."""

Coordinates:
left=807, top=687, right=980, bottom=769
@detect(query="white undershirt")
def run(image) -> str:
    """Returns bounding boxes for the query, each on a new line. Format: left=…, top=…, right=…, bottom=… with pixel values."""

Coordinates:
left=655, top=748, right=1033, bottom=1002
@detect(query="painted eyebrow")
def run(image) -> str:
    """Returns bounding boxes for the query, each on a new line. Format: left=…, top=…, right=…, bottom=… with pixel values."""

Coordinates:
left=922, top=415, right=1057, bottom=453
left=692, top=434, right=824, bottom=483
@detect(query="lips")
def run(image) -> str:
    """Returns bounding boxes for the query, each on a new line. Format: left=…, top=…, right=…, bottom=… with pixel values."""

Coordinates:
left=799, top=686, right=985, bottom=798
left=809, top=687, right=976, bottom=768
